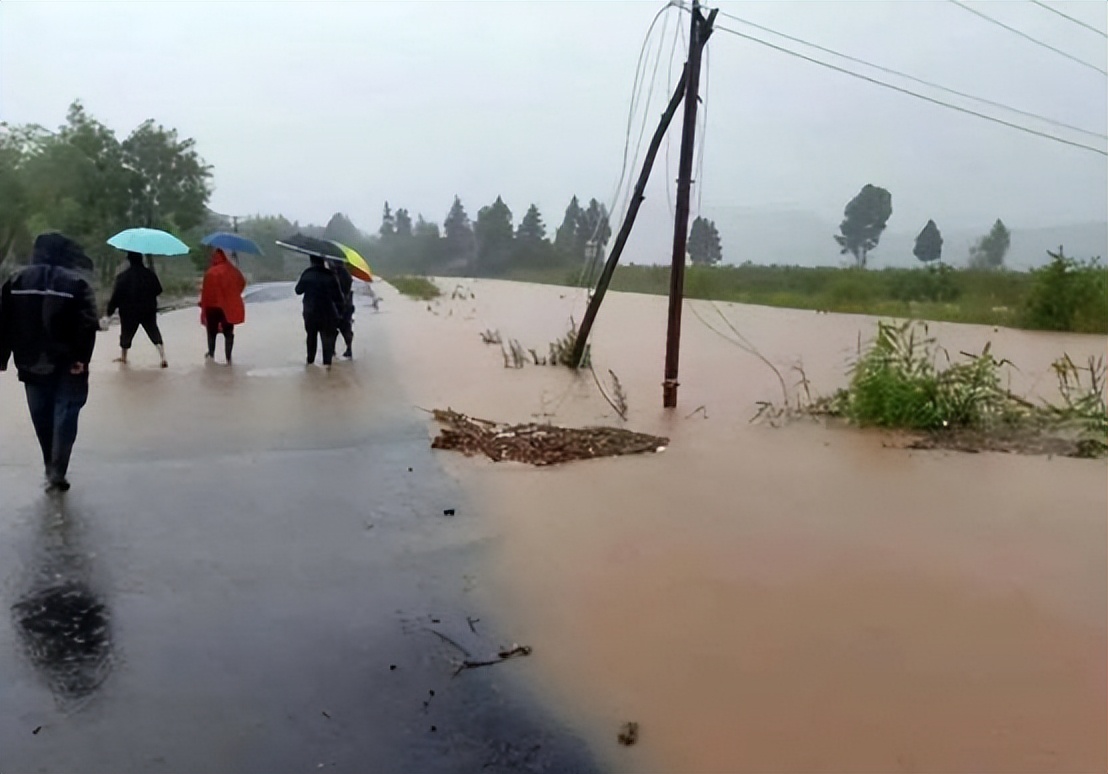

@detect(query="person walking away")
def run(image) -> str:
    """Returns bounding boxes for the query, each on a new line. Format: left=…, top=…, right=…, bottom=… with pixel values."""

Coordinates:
left=199, top=248, right=246, bottom=364
left=0, top=233, right=100, bottom=492
left=333, top=261, right=355, bottom=359
left=106, top=251, right=167, bottom=367
left=295, top=256, right=344, bottom=369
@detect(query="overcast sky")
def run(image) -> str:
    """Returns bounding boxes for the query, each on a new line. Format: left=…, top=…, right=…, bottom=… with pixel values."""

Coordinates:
left=2, top=0, right=1105, bottom=243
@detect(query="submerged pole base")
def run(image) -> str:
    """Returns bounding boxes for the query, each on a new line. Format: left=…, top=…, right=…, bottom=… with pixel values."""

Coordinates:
left=663, top=378, right=679, bottom=408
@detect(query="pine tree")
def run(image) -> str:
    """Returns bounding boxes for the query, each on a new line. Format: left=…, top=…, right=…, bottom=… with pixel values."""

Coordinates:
left=395, top=208, right=412, bottom=238
left=516, top=204, right=547, bottom=243
left=968, top=219, right=1011, bottom=269
left=576, top=199, right=611, bottom=261
left=443, top=196, right=475, bottom=268
left=913, top=219, right=943, bottom=265
left=554, top=195, right=582, bottom=256
left=379, top=201, right=395, bottom=239
left=474, top=196, right=514, bottom=274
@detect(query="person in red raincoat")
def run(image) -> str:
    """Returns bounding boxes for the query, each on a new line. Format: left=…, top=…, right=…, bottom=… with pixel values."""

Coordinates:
left=199, top=249, right=246, bottom=364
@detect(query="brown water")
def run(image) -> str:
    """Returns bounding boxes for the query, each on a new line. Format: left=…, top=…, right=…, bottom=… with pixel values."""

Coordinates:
left=386, top=280, right=1108, bottom=773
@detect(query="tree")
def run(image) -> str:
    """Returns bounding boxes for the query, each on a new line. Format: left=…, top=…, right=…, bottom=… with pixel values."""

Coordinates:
left=474, top=196, right=514, bottom=274
left=324, top=212, right=361, bottom=246
left=443, top=196, right=475, bottom=269
left=969, top=219, right=1011, bottom=269
left=121, top=118, right=211, bottom=232
left=414, top=213, right=440, bottom=239
left=516, top=204, right=547, bottom=244
left=554, top=195, right=582, bottom=256
left=12, top=102, right=211, bottom=286
left=913, top=219, right=943, bottom=265
left=576, top=198, right=611, bottom=260
left=395, top=208, right=412, bottom=238
left=379, top=201, right=395, bottom=239
left=688, top=216, right=723, bottom=266
left=834, top=184, right=892, bottom=268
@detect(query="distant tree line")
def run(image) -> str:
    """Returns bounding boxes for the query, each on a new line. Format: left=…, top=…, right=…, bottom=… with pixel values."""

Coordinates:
left=834, top=183, right=1012, bottom=271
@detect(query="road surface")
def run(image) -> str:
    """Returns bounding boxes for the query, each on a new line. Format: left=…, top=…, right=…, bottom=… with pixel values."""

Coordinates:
left=0, top=284, right=595, bottom=773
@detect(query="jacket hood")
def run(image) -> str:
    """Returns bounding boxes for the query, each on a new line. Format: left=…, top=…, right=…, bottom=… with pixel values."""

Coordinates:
left=210, top=249, right=229, bottom=267
left=33, top=232, right=92, bottom=270
left=126, top=251, right=145, bottom=268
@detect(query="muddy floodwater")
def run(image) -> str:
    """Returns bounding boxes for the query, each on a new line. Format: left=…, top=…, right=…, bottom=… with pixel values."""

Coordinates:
left=392, top=279, right=1108, bottom=773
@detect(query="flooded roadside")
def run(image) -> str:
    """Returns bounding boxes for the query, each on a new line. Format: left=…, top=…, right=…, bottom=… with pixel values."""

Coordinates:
left=387, top=279, right=1108, bottom=772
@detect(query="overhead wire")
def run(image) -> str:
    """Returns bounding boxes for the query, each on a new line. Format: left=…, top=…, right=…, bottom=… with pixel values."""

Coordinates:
left=948, top=0, right=1107, bottom=75
left=1029, top=0, right=1108, bottom=39
left=711, top=23, right=1108, bottom=156
left=665, top=17, right=688, bottom=220
left=694, top=42, right=710, bottom=218
left=576, top=1, right=675, bottom=291
left=713, top=8, right=1106, bottom=140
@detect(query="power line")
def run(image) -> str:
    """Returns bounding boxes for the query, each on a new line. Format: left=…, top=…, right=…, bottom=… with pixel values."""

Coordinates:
left=948, top=0, right=1107, bottom=75
left=712, top=24, right=1108, bottom=156
left=1029, top=0, right=1108, bottom=39
left=714, top=8, right=1106, bottom=140
left=695, top=43, right=710, bottom=217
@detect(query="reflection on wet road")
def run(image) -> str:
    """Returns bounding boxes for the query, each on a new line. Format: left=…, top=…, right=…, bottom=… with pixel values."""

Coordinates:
left=0, top=286, right=594, bottom=773
left=10, top=500, right=113, bottom=710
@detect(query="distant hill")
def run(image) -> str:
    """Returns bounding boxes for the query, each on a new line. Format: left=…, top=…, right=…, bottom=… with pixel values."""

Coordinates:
left=699, top=206, right=1107, bottom=270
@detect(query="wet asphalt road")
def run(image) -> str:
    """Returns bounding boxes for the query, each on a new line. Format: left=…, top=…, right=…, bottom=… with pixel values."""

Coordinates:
left=0, top=286, right=595, bottom=773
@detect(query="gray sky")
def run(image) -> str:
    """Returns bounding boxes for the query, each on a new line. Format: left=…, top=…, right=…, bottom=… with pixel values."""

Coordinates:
left=2, top=1, right=1105, bottom=252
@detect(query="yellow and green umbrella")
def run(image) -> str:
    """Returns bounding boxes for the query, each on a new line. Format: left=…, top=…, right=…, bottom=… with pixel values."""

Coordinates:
left=330, top=241, right=373, bottom=282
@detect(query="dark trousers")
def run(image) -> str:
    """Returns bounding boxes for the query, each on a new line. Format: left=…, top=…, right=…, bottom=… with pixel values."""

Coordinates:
left=338, top=315, right=353, bottom=354
left=305, top=317, right=337, bottom=366
left=205, top=308, right=235, bottom=360
left=120, top=313, right=163, bottom=349
left=24, top=373, right=89, bottom=480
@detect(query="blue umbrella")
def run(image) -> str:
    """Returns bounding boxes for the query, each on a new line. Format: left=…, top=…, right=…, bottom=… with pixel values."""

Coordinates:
left=202, top=231, right=264, bottom=256
left=107, top=228, right=189, bottom=256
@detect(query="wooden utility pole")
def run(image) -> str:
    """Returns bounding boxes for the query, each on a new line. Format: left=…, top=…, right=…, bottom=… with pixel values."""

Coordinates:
left=664, top=0, right=715, bottom=408
left=570, top=65, right=690, bottom=368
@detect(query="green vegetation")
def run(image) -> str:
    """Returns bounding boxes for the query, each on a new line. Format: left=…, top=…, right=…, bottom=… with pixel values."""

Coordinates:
left=1021, top=247, right=1107, bottom=334
left=390, top=275, right=441, bottom=300
left=820, top=320, right=1107, bottom=457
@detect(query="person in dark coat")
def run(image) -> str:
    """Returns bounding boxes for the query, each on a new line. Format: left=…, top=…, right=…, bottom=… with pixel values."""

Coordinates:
left=0, top=232, right=100, bottom=492
left=105, top=251, right=166, bottom=367
left=333, top=261, right=355, bottom=359
left=294, top=256, right=344, bottom=368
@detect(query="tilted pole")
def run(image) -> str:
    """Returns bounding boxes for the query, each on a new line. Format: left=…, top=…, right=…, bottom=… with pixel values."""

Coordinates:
left=663, top=0, right=715, bottom=408
left=570, top=65, right=690, bottom=368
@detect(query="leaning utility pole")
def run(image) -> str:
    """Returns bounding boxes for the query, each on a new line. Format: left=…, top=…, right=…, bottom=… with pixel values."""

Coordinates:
left=664, top=0, right=714, bottom=408
left=570, top=3, right=716, bottom=373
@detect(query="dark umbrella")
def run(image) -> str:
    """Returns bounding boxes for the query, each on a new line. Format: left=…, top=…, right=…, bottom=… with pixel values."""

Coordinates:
left=276, top=233, right=346, bottom=261
left=202, top=232, right=263, bottom=256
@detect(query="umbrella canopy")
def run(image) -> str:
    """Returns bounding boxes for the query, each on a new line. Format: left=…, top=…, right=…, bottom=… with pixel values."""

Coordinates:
left=330, top=241, right=373, bottom=282
left=107, top=228, right=189, bottom=256
left=276, top=233, right=345, bottom=261
left=201, top=232, right=263, bottom=255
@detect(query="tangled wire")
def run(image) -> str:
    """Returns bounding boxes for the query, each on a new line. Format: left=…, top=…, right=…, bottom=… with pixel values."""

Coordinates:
left=430, top=409, right=668, bottom=466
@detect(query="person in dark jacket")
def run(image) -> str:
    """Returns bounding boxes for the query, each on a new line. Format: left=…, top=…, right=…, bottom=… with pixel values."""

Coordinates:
left=105, top=251, right=166, bottom=367
left=0, top=232, right=100, bottom=492
left=294, top=256, right=344, bottom=368
left=333, top=261, right=355, bottom=359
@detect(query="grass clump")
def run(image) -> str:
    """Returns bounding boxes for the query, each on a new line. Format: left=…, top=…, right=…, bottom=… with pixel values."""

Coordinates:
left=834, top=321, right=1013, bottom=431
left=818, top=320, right=1107, bottom=456
left=390, top=276, right=441, bottom=301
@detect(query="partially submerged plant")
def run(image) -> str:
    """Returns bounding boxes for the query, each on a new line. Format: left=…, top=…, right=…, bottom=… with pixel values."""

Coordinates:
left=549, top=318, right=590, bottom=369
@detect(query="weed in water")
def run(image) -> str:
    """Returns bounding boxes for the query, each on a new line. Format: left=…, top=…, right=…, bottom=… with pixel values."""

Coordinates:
left=391, top=276, right=441, bottom=301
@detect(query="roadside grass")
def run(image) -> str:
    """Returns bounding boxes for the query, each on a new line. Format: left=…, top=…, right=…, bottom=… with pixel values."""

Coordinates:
left=390, top=275, right=441, bottom=301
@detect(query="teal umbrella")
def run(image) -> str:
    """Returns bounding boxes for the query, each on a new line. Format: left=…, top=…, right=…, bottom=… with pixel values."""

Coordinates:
left=107, top=228, right=189, bottom=256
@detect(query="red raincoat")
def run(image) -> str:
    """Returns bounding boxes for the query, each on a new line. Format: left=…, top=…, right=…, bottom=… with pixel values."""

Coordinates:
left=200, top=249, right=246, bottom=329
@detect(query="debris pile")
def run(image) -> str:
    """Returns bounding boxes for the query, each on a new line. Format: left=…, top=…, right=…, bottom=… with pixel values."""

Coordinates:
left=430, top=409, right=668, bottom=466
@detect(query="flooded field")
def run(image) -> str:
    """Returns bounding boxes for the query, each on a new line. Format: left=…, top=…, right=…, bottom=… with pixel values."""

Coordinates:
left=389, top=279, right=1107, bottom=773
